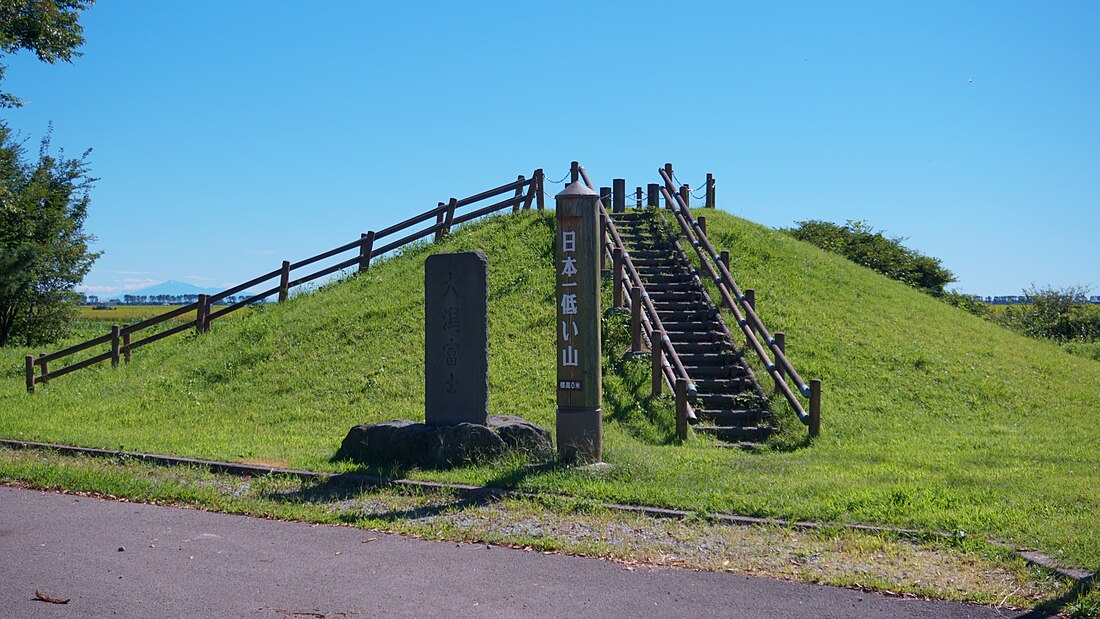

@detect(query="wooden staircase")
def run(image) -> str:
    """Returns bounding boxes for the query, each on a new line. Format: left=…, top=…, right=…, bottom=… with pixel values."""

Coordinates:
left=609, top=210, right=773, bottom=446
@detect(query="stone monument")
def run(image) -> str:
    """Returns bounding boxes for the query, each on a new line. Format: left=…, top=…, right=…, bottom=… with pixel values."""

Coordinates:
left=335, top=249, right=552, bottom=468
left=425, top=251, right=489, bottom=426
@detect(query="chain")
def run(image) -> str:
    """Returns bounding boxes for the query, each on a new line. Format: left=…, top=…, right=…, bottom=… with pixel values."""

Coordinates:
left=545, top=171, right=570, bottom=184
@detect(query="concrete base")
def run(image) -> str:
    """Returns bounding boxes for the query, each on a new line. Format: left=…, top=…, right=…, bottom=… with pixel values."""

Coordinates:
left=556, top=408, right=602, bottom=464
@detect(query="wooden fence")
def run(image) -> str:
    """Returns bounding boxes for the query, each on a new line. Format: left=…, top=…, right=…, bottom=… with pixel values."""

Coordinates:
left=25, top=170, right=545, bottom=392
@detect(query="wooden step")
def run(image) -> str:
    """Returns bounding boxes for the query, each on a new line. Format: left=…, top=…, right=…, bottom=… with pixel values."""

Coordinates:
left=642, top=281, right=698, bottom=291
left=672, top=341, right=730, bottom=353
left=630, top=258, right=687, bottom=268
left=659, top=320, right=720, bottom=331
left=646, top=289, right=703, bottom=299
left=656, top=308, right=720, bottom=321
left=695, top=392, right=765, bottom=406
left=691, top=377, right=755, bottom=391
left=682, top=364, right=743, bottom=377
left=660, top=330, right=728, bottom=343
left=677, top=352, right=739, bottom=364
left=692, top=409, right=765, bottom=425
left=693, top=425, right=771, bottom=441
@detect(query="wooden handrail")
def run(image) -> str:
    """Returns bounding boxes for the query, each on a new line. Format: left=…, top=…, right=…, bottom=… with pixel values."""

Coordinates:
left=578, top=164, right=698, bottom=434
left=656, top=167, right=820, bottom=435
left=26, top=170, right=544, bottom=391
left=659, top=168, right=810, bottom=394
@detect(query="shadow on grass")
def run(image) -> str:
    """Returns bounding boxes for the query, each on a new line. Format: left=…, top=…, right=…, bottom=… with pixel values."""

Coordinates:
left=261, top=458, right=567, bottom=526
left=1019, top=576, right=1095, bottom=618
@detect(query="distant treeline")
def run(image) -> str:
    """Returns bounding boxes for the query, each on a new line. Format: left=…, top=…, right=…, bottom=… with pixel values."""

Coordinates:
left=80, top=294, right=253, bottom=306
left=975, top=295, right=1100, bottom=305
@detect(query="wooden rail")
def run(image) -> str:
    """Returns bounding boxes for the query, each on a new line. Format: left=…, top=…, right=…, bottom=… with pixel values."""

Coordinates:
left=657, top=165, right=821, bottom=437
left=573, top=163, right=698, bottom=440
left=25, top=170, right=545, bottom=391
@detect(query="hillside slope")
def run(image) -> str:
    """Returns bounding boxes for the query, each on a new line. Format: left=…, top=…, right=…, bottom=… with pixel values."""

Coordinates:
left=2, top=208, right=1097, bottom=569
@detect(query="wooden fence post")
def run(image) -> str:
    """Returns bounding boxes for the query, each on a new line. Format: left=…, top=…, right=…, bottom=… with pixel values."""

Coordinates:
left=612, top=248, right=623, bottom=308
left=25, top=355, right=34, bottom=392
left=111, top=325, right=121, bottom=366
left=720, top=251, right=731, bottom=309
left=647, top=183, right=660, bottom=207
left=536, top=170, right=545, bottom=211
left=698, top=215, right=707, bottom=237
left=744, top=289, right=755, bottom=338
left=651, top=330, right=664, bottom=396
left=663, top=163, right=674, bottom=192
left=513, top=174, right=525, bottom=213
left=443, top=197, right=457, bottom=236
left=635, top=186, right=642, bottom=208
left=630, top=287, right=643, bottom=353
left=706, top=173, right=715, bottom=208
left=196, top=295, right=209, bottom=333
left=675, top=378, right=689, bottom=442
left=599, top=186, right=611, bottom=210
left=612, top=178, right=626, bottom=213
left=434, top=202, right=446, bottom=242
left=123, top=331, right=132, bottom=363
left=773, top=332, right=786, bottom=395
left=359, top=231, right=375, bottom=272
left=679, top=184, right=690, bottom=209
left=570, top=161, right=579, bottom=184
left=809, top=379, right=822, bottom=438
left=38, top=352, right=48, bottom=384
left=278, top=264, right=290, bottom=302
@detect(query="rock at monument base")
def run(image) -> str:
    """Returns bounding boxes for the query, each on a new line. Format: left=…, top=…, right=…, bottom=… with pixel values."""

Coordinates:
left=335, top=419, right=415, bottom=463
left=432, top=423, right=505, bottom=467
left=488, top=416, right=553, bottom=461
left=335, top=416, right=551, bottom=469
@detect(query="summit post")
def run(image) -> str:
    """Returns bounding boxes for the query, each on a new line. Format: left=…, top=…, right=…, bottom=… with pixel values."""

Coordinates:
left=554, top=181, right=602, bottom=463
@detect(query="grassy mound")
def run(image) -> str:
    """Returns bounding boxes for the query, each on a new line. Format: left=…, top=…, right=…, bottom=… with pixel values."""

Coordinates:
left=2, top=208, right=1097, bottom=571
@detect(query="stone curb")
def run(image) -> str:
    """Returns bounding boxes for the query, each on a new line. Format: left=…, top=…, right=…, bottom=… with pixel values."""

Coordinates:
left=1, top=437, right=1094, bottom=584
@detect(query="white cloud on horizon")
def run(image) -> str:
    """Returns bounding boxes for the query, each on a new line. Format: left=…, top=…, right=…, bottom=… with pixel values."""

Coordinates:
left=77, top=277, right=160, bottom=297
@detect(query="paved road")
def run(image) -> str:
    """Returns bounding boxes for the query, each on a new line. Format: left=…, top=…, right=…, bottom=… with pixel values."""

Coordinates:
left=0, top=485, right=1027, bottom=618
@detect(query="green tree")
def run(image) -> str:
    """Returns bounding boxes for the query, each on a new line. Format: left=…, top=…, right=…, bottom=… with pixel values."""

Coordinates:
left=998, top=286, right=1100, bottom=343
left=0, top=0, right=97, bottom=346
left=0, top=0, right=94, bottom=108
left=0, top=123, right=99, bottom=346
left=782, top=219, right=956, bottom=296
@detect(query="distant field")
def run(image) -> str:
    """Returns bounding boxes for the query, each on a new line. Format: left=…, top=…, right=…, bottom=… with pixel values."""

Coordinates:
left=986, top=303, right=1100, bottom=316
left=76, top=304, right=253, bottom=324
left=77, top=305, right=190, bottom=321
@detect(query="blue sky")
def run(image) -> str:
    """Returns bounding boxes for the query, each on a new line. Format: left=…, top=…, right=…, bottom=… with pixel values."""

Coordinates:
left=3, top=1, right=1097, bottom=298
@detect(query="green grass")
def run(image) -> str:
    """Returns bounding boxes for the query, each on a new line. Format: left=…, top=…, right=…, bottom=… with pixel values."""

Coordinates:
left=2, top=209, right=1098, bottom=578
